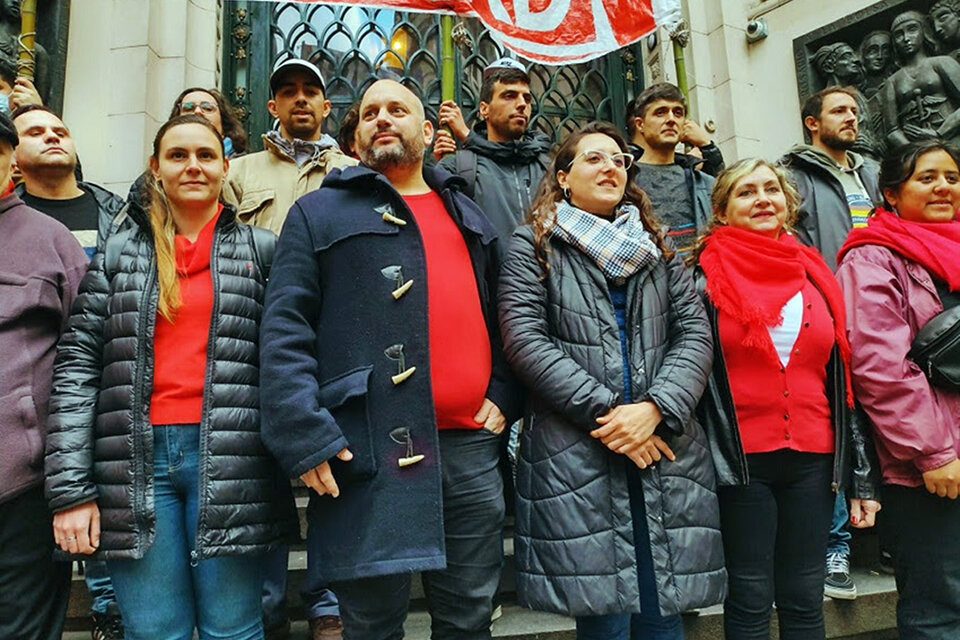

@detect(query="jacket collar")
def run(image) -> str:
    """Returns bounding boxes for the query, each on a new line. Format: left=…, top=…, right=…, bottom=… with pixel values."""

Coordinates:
left=463, top=122, right=552, bottom=163
left=325, top=164, right=496, bottom=244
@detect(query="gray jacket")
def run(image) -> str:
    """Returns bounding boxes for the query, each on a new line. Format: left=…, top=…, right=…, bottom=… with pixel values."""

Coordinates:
left=498, top=225, right=726, bottom=617
left=439, top=123, right=552, bottom=250
left=780, top=145, right=882, bottom=270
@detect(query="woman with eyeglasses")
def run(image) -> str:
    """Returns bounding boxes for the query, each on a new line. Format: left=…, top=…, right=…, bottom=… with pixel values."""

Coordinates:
left=498, top=121, right=725, bottom=640
left=692, top=158, right=880, bottom=640
left=44, top=114, right=296, bottom=640
left=170, top=87, right=248, bottom=158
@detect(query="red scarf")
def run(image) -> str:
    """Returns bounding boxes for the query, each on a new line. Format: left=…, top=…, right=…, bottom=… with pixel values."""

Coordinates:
left=837, top=208, right=960, bottom=291
left=2, top=180, right=14, bottom=197
left=700, top=225, right=854, bottom=406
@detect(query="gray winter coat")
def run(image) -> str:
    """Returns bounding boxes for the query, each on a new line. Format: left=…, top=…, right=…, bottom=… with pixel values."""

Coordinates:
left=498, top=225, right=726, bottom=617
left=439, top=123, right=552, bottom=250
left=44, top=205, right=297, bottom=560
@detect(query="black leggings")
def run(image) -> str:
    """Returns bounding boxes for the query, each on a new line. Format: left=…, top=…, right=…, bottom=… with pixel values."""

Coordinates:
left=718, top=449, right=834, bottom=640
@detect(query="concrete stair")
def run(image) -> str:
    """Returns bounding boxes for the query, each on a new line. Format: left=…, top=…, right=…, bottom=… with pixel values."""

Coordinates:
left=62, top=491, right=900, bottom=639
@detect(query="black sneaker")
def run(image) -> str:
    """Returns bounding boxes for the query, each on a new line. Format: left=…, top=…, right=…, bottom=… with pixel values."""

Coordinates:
left=824, top=552, right=857, bottom=600
left=91, top=603, right=124, bottom=640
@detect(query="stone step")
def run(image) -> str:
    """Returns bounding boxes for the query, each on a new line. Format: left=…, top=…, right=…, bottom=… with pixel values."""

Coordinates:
left=62, top=566, right=898, bottom=639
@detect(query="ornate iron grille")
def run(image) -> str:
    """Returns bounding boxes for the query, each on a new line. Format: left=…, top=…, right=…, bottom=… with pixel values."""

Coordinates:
left=222, top=1, right=644, bottom=151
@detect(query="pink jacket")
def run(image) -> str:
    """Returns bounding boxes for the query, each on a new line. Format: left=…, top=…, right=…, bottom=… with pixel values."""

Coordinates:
left=837, top=244, right=960, bottom=487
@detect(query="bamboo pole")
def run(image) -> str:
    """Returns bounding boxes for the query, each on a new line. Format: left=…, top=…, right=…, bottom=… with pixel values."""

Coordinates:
left=440, top=15, right=454, bottom=102
left=18, top=0, right=37, bottom=80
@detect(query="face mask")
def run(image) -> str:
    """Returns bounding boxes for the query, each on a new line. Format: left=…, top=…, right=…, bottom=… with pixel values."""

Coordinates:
left=223, top=136, right=233, bottom=158
left=0, top=93, right=9, bottom=116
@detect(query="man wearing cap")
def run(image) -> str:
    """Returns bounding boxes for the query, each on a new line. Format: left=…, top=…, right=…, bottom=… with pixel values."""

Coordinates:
left=224, top=58, right=356, bottom=235
left=225, top=58, right=354, bottom=640
left=0, top=111, right=88, bottom=640
left=432, top=58, right=551, bottom=249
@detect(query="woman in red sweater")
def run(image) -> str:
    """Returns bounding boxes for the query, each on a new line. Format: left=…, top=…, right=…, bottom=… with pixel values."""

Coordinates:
left=693, top=158, right=880, bottom=640
left=45, top=115, right=291, bottom=640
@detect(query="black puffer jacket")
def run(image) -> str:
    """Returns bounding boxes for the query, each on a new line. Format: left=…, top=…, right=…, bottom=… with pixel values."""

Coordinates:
left=498, top=225, right=726, bottom=617
left=693, top=270, right=881, bottom=499
left=44, top=205, right=297, bottom=560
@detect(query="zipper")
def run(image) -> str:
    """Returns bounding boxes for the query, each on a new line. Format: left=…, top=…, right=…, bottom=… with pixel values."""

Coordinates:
left=709, top=301, right=749, bottom=484
left=132, top=254, right=158, bottom=555
left=194, top=224, right=223, bottom=561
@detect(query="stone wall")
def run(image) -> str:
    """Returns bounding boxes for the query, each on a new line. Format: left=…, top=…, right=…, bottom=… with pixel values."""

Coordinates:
left=62, top=0, right=220, bottom=195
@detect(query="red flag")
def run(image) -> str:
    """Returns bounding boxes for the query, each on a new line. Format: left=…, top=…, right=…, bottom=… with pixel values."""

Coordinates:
left=250, top=0, right=681, bottom=64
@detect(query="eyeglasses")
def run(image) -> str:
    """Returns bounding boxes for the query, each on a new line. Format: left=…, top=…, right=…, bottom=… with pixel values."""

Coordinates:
left=179, top=101, right=218, bottom=114
left=568, top=149, right=634, bottom=171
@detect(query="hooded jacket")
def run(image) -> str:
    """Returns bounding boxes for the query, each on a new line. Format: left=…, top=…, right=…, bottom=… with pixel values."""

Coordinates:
left=779, top=145, right=882, bottom=270
left=223, top=132, right=356, bottom=234
left=439, top=122, right=552, bottom=249
left=259, top=164, right=522, bottom=582
left=43, top=204, right=297, bottom=560
left=498, top=225, right=726, bottom=617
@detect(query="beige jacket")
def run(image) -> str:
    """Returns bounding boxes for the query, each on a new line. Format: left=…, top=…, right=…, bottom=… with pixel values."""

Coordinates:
left=224, top=134, right=357, bottom=234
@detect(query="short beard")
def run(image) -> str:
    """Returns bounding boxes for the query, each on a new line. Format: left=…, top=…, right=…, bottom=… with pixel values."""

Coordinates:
left=360, top=135, right=424, bottom=172
left=487, top=118, right=524, bottom=142
left=820, top=129, right=857, bottom=151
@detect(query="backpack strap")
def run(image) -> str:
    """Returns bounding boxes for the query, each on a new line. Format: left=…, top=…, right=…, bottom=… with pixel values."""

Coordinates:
left=454, top=149, right=478, bottom=200
left=249, top=226, right=276, bottom=281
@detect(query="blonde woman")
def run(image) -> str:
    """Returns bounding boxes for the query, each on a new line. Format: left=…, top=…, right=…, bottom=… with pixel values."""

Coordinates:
left=44, top=114, right=294, bottom=640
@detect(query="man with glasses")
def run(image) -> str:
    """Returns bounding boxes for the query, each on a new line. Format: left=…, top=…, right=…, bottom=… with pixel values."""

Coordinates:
left=432, top=58, right=552, bottom=254
left=628, top=83, right=716, bottom=257
left=224, top=58, right=355, bottom=235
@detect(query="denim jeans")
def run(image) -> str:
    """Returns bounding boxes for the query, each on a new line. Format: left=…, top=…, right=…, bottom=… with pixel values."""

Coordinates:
left=718, top=450, right=834, bottom=640
left=262, top=543, right=339, bottom=627
left=331, top=428, right=504, bottom=640
left=884, top=484, right=960, bottom=640
left=574, top=464, right=684, bottom=640
left=84, top=560, right=117, bottom=614
left=107, top=425, right=264, bottom=640
left=826, top=491, right=851, bottom=557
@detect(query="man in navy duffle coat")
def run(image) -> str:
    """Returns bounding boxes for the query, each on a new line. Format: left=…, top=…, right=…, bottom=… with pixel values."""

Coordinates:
left=260, top=79, right=521, bottom=639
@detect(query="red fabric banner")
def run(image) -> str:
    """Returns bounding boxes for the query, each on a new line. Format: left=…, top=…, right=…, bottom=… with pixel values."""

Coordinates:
left=253, top=0, right=678, bottom=64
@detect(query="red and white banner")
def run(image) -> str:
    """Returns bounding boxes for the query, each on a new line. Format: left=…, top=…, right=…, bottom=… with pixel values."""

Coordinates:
left=252, top=0, right=682, bottom=65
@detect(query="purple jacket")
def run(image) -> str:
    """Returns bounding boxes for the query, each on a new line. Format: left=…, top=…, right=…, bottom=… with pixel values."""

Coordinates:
left=837, top=244, right=960, bottom=487
left=0, top=193, right=88, bottom=503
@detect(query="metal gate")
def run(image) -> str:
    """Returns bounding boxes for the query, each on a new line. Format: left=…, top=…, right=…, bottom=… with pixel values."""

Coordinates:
left=222, top=1, right=645, bottom=151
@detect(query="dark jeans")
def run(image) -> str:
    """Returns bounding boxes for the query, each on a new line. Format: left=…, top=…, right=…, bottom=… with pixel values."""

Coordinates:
left=0, top=486, right=71, bottom=640
left=884, top=484, right=960, bottom=640
left=719, top=450, right=834, bottom=640
left=262, top=543, right=339, bottom=627
left=575, top=464, right=684, bottom=640
left=332, top=428, right=504, bottom=640
left=827, top=491, right=851, bottom=557
left=84, top=559, right=118, bottom=614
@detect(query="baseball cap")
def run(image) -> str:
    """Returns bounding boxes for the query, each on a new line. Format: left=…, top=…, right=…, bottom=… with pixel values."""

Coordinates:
left=269, top=58, right=326, bottom=95
left=483, top=57, right=527, bottom=79
left=0, top=111, right=17, bottom=148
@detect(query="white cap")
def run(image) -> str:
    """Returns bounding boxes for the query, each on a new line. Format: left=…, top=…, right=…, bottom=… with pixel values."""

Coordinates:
left=483, top=57, right=527, bottom=79
left=270, top=58, right=325, bottom=95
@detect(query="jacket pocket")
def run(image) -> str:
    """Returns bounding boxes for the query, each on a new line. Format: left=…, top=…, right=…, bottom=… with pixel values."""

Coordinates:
left=318, top=366, right=377, bottom=481
left=0, top=392, right=43, bottom=491
left=237, top=189, right=276, bottom=223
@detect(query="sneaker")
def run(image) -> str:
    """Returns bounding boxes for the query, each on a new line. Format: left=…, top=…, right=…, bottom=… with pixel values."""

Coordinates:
left=824, top=552, right=857, bottom=600
left=879, top=548, right=895, bottom=575
left=91, top=603, right=124, bottom=640
left=264, top=618, right=291, bottom=640
left=309, top=615, right=344, bottom=640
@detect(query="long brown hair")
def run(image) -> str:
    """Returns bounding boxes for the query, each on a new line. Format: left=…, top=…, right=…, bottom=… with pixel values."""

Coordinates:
left=169, top=87, right=248, bottom=155
left=527, top=121, right=672, bottom=276
left=148, top=114, right=225, bottom=322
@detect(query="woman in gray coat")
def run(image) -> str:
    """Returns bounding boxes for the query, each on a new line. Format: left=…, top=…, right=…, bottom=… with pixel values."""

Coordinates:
left=498, top=121, right=725, bottom=640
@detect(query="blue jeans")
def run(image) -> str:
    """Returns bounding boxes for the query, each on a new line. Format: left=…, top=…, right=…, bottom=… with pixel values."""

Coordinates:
left=84, top=560, right=117, bottom=614
left=262, top=544, right=339, bottom=627
left=107, top=425, right=264, bottom=640
left=826, top=491, right=850, bottom=557
left=575, top=465, right=684, bottom=640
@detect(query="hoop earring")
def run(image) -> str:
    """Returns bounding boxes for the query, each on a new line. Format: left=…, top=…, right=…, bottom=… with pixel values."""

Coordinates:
left=562, top=187, right=570, bottom=200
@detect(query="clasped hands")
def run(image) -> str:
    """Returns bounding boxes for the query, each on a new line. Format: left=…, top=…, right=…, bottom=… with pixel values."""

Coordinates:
left=590, top=401, right=675, bottom=469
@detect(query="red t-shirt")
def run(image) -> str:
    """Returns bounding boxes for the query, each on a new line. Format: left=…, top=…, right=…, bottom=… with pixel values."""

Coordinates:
left=719, top=280, right=835, bottom=455
left=404, top=192, right=491, bottom=430
left=149, top=207, right=220, bottom=425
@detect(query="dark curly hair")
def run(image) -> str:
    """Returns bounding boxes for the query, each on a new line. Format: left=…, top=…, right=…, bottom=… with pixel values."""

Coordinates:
left=527, top=121, right=672, bottom=276
left=169, top=87, right=247, bottom=155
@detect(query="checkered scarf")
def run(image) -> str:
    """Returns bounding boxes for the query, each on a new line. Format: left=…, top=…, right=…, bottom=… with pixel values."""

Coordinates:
left=549, top=200, right=660, bottom=283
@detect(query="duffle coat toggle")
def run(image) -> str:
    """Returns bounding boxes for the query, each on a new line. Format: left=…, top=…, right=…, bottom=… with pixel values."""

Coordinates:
left=381, top=265, right=414, bottom=299
left=385, top=343, right=416, bottom=385
left=377, top=203, right=407, bottom=226
left=390, top=426, right=425, bottom=467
